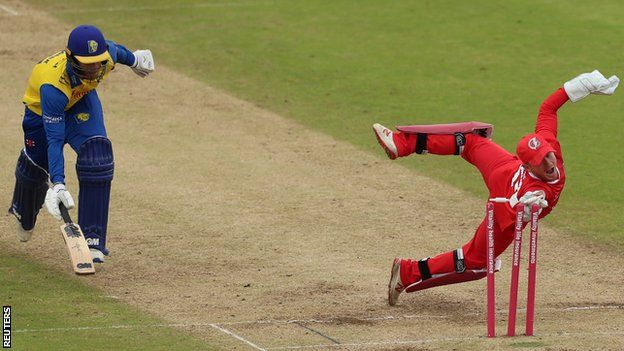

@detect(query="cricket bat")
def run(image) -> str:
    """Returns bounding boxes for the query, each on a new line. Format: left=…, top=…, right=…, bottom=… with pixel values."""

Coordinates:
left=59, top=204, right=95, bottom=275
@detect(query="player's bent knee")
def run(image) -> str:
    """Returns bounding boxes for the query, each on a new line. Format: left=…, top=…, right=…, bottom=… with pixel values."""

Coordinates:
left=76, top=136, right=114, bottom=183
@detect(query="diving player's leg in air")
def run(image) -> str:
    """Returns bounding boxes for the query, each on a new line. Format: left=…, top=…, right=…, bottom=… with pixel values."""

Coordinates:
left=372, top=123, right=515, bottom=185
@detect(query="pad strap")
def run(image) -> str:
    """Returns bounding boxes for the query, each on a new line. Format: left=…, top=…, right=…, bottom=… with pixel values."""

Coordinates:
left=454, top=133, right=466, bottom=155
left=415, top=134, right=428, bottom=154
left=453, top=248, right=466, bottom=273
left=418, top=258, right=432, bottom=280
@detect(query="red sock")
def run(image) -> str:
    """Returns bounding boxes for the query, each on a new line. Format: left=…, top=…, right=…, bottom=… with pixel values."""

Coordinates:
left=392, top=132, right=416, bottom=157
left=400, top=259, right=421, bottom=285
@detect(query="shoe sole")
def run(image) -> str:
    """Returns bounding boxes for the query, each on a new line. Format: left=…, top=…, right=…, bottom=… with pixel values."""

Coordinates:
left=388, top=258, right=402, bottom=306
left=372, top=125, right=397, bottom=160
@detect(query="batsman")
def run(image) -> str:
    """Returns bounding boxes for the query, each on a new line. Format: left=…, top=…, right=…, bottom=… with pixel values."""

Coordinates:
left=372, top=70, right=618, bottom=305
left=8, top=25, right=155, bottom=263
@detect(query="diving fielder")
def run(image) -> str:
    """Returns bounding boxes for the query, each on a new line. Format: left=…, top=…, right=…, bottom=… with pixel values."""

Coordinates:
left=8, top=25, right=154, bottom=263
left=372, top=71, right=618, bottom=305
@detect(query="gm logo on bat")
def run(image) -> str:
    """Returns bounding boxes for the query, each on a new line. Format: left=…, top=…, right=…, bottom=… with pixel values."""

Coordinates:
left=77, top=263, right=93, bottom=270
left=3, top=306, right=10, bottom=348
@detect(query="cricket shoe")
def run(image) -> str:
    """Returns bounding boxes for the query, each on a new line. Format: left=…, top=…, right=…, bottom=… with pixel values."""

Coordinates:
left=372, top=123, right=398, bottom=160
left=8, top=208, right=33, bottom=242
left=16, top=223, right=33, bottom=242
left=90, top=248, right=106, bottom=263
left=388, top=258, right=406, bottom=306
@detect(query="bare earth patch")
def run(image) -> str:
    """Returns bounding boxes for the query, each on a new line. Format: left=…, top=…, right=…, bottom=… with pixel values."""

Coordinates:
left=1, top=2, right=623, bottom=350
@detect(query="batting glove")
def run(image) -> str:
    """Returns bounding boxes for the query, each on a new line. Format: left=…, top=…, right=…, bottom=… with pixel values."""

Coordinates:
left=131, top=49, right=155, bottom=78
left=45, top=183, right=75, bottom=221
left=564, top=70, right=619, bottom=102
left=519, top=190, right=548, bottom=222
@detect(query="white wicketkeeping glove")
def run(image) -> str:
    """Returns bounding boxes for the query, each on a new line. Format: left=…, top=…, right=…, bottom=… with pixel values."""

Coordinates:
left=519, top=190, right=548, bottom=222
left=131, top=49, right=155, bottom=78
left=45, top=183, right=75, bottom=221
left=563, top=70, right=619, bottom=102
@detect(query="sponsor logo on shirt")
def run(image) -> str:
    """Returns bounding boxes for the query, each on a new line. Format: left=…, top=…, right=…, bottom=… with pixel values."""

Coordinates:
left=43, top=114, right=63, bottom=124
left=75, top=113, right=90, bottom=123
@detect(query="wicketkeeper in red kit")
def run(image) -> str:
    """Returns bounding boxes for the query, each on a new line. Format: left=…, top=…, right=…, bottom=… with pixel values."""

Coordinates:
left=372, top=70, right=619, bottom=306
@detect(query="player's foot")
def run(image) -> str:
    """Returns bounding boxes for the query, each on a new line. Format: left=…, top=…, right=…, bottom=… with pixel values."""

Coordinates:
left=388, top=258, right=406, bottom=306
left=90, top=248, right=105, bottom=263
left=372, top=123, right=398, bottom=160
left=16, top=223, right=33, bottom=242
left=8, top=208, right=33, bottom=242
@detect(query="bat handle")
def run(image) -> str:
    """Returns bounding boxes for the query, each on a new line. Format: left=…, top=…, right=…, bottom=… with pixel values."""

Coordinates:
left=59, top=203, right=73, bottom=224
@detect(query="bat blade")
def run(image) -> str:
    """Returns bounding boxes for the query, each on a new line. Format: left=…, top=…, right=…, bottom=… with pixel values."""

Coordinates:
left=60, top=221, right=95, bottom=275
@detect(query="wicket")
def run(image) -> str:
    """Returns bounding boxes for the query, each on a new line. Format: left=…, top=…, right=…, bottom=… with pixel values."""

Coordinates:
left=486, top=199, right=540, bottom=338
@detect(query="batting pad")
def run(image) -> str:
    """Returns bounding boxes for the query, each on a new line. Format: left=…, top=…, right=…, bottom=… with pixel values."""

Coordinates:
left=10, top=150, right=48, bottom=230
left=76, top=136, right=114, bottom=254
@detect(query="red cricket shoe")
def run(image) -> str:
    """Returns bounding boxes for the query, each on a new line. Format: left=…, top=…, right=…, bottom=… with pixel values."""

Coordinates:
left=388, top=258, right=406, bottom=306
left=372, top=123, right=398, bottom=160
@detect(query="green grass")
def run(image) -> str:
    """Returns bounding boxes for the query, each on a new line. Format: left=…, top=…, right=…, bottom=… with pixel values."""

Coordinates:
left=0, top=247, right=215, bottom=351
left=24, top=1, right=624, bottom=242
left=8, top=2, right=624, bottom=349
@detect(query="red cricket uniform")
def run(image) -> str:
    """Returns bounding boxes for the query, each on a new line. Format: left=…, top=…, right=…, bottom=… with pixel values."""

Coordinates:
left=396, top=88, right=569, bottom=286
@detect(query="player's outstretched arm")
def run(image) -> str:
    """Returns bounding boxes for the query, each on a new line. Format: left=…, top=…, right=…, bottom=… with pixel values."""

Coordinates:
left=563, top=70, right=619, bottom=102
left=106, top=40, right=154, bottom=78
left=535, top=70, right=619, bottom=140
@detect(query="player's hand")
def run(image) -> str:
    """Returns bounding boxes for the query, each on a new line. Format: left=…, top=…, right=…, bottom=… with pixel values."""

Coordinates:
left=131, top=49, right=155, bottom=78
left=519, top=190, right=548, bottom=222
left=564, top=70, right=619, bottom=102
left=45, top=183, right=75, bottom=221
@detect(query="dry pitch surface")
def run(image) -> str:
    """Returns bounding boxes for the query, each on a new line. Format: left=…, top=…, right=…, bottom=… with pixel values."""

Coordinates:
left=1, top=2, right=623, bottom=350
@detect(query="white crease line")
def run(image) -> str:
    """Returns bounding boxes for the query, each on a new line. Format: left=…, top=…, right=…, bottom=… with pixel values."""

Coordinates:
left=268, top=336, right=483, bottom=350
left=267, top=331, right=624, bottom=350
left=217, top=314, right=448, bottom=326
left=0, top=4, right=19, bottom=15
left=217, top=304, right=624, bottom=326
left=14, top=323, right=180, bottom=333
left=210, top=324, right=266, bottom=351
left=49, top=1, right=274, bottom=14
left=12, top=304, right=624, bottom=333
left=13, top=322, right=218, bottom=333
left=563, top=305, right=624, bottom=311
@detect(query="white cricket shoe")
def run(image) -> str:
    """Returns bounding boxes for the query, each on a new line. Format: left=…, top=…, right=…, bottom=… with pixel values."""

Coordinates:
left=90, top=248, right=105, bottom=263
left=388, top=258, right=406, bottom=306
left=372, top=123, right=398, bottom=160
left=9, top=209, right=33, bottom=242
left=16, top=222, right=33, bottom=242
